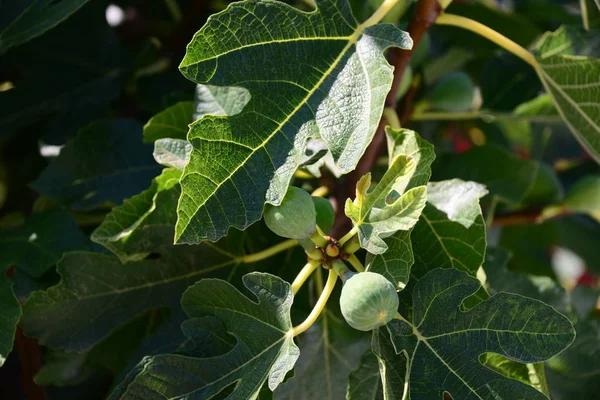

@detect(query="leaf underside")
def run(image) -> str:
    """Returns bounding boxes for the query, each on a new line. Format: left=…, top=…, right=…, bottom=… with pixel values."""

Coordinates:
left=533, top=26, right=600, bottom=163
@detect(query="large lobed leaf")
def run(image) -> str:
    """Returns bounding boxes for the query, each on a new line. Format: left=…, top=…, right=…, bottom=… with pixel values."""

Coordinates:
left=532, top=26, right=600, bottom=162
left=175, top=0, right=412, bottom=243
left=385, top=268, right=575, bottom=400
left=113, top=273, right=298, bottom=399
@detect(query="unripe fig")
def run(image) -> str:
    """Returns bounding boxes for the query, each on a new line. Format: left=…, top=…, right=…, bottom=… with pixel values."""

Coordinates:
left=340, top=272, right=399, bottom=331
left=312, top=196, right=335, bottom=234
left=428, top=71, right=474, bottom=112
left=264, top=187, right=316, bottom=239
left=325, top=243, right=340, bottom=258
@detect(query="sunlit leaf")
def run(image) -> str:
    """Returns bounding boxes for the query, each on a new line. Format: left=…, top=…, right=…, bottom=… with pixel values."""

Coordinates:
left=175, top=0, right=412, bottom=243
left=346, top=155, right=427, bottom=254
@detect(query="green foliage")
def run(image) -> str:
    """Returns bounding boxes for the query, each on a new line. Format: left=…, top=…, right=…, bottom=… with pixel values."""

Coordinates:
left=175, top=0, right=412, bottom=243
left=1, top=0, right=597, bottom=398
left=112, top=273, right=298, bottom=399
left=386, top=268, right=575, bottom=400
left=0, top=0, right=90, bottom=53
left=31, top=120, right=161, bottom=209
left=345, top=155, right=428, bottom=254
left=532, top=26, right=600, bottom=162
left=0, top=267, right=20, bottom=367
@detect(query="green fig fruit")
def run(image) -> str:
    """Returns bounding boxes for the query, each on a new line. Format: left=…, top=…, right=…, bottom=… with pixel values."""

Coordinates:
left=312, top=196, right=335, bottom=234
left=264, top=186, right=316, bottom=239
left=340, top=272, right=398, bottom=331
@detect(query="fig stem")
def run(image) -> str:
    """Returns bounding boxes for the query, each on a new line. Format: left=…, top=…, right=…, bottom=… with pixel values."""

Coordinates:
left=239, top=239, right=298, bottom=264
left=347, top=253, right=365, bottom=272
left=291, top=261, right=321, bottom=295
left=338, top=226, right=358, bottom=247
left=435, top=14, right=536, bottom=67
left=311, top=186, right=329, bottom=197
left=310, top=230, right=328, bottom=248
left=291, top=269, right=338, bottom=336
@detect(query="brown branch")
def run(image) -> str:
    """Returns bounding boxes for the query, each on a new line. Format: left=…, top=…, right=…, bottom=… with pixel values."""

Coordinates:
left=331, top=0, right=443, bottom=238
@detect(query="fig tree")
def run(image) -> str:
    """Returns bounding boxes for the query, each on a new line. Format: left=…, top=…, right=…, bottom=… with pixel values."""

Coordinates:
left=264, top=186, right=316, bottom=239
left=339, top=272, right=398, bottom=331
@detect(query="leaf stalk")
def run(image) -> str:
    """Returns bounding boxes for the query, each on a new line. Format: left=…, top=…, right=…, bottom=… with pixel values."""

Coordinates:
left=347, top=253, right=366, bottom=272
left=291, top=261, right=321, bottom=294
left=291, top=269, right=338, bottom=336
left=435, top=13, right=536, bottom=67
left=239, top=239, right=298, bottom=264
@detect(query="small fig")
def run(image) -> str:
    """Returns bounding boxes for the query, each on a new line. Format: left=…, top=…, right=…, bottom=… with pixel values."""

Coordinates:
left=312, top=196, right=335, bottom=233
left=325, top=243, right=340, bottom=258
left=339, top=272, right=398, bottom=331
left=264, top=187, right=316, bottom=239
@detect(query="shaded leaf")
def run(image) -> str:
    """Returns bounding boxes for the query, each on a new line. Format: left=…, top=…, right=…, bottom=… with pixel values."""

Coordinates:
left=411, top=179, right=487, bottom=277
left=434, top=145, right=535, bottom=204
left=388, top=268, right=575, bottom=400
left=31, top=120, right=161, bottom=209
left=533, top=26, right=600, bottom=162
left=0, top=267, right=21, bottom=367
left=176, top=0, right=412, bottom=243
left=276, top=310, right=369, bottom=399
left=114, top=273, right=299, bottom=399
left=514, top=94, right=558, bottom=118
left=91, top=168, right=182, bottom=262
left=499, top=215, right=600, bottom=275
left=562, top=175, right=600, bottom=220
left=483, top=247, right=566, bottom=312
left=0, top=208, right=89, bottom=277
left=366, top=231, right=413, bottom=290
left=143, top=102, right=193, bottom=142
left=0, top=0, right=90, bottom=53
left=0, top=3, right=125, bottom=139
left=346, top=155, right=428, bottom=254
left=347, top=349, right=384, bottom=400
left=20, top=239, right=243, bottom=351
left=370, top=326, right=407, bottom=400
left=546, top=319, right=600, bottom=400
